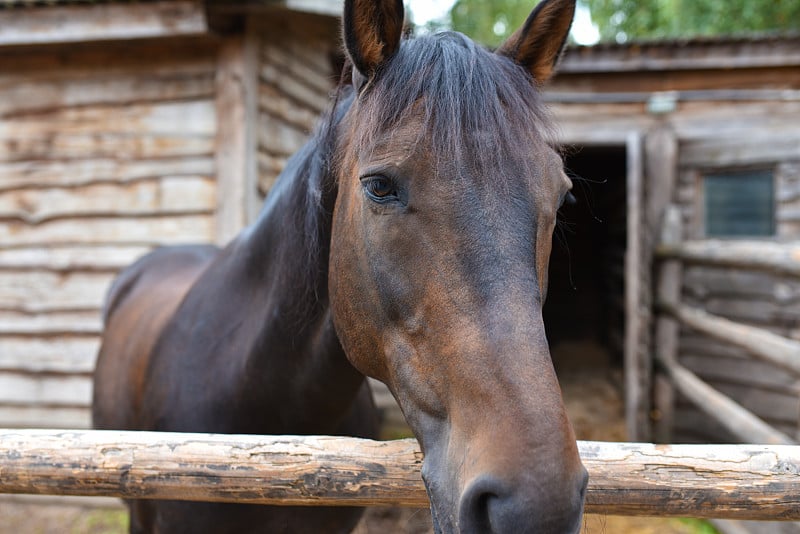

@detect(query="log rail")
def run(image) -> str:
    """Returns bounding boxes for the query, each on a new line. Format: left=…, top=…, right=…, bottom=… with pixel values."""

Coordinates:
left=1, top=429, right=800, bottom=521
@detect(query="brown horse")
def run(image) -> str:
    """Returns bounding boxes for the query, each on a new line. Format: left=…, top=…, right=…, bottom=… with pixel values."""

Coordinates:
left=93, top=0, right=586, bottom=532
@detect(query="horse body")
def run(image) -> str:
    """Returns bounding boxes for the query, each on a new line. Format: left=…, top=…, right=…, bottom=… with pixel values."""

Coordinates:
left=94, top=1, right=587, bottom=532
left=94, top=130, right=376, bottom=533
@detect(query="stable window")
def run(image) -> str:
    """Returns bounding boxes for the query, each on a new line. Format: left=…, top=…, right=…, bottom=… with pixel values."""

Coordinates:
left=703, top=170, right=775, bottom=237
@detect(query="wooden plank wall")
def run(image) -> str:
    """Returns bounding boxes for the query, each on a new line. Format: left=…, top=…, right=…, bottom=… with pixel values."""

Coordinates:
left=672, top=157, right=800, bottom=443
left=253, top=11, right=339, bottom=199
left=0, top=39, right=219, bottom=428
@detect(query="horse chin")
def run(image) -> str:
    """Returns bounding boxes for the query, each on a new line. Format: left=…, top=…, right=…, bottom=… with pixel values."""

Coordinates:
left=429, top=503, right=444, bottom=534
left=423, top=479, right=446, bottom=534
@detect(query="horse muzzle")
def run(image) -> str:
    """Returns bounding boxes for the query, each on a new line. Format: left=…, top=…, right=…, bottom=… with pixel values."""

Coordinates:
left=422, top=454, right=588, bottom=534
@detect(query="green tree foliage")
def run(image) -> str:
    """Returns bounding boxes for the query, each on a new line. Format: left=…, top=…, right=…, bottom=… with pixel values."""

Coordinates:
left=448, top=0, right=800, bottom=46
left=449, top=0, right=536, bottom=47
left=591, top=0, right=800, bottom=42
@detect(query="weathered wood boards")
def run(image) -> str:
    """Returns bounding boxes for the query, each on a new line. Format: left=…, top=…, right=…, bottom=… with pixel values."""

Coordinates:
left=1, top=430, right=800, bottom=520
left=254, top=12, right=339, bottom=197
left=0, top=1, right=208, bottom=46
left=653, top=224, right=800, bottom=444
left=0, top=38, right=219, bottom=428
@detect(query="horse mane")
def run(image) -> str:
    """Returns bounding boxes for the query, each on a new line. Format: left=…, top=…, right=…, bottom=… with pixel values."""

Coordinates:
left=349, top=31, right=558, bottom=182
left=259, top=83, right=355, bottom=317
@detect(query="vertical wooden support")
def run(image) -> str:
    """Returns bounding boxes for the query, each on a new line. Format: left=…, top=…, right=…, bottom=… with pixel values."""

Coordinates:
left=214, top=25, right=259, bottom=245
left=645, top=126, right=679, bottom=444
left=624, top=132, right=647, bottom=441
left=653, top=205, right=682, bottom=443
left=645, top=127, right=679, bottom=241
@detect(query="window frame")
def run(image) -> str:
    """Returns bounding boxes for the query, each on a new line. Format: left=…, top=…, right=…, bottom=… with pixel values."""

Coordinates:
left=697, top=166, right=777, bottom=239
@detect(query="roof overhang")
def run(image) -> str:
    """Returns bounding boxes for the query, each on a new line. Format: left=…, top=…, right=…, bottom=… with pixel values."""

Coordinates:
left=0, top=0, right=342, bottom=47
left=560, top=35, right=800, bottom=73
left=0, top=1, right=209, bottom=46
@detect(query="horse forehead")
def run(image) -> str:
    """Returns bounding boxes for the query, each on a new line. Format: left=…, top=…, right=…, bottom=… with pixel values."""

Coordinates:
left=355, top=114, right=425, bottom=168
left=361, top=115, right=551, bottom=176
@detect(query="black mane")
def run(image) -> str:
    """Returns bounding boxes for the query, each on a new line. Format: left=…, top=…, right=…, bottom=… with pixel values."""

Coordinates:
left=351, top=31, right=556, bottom=179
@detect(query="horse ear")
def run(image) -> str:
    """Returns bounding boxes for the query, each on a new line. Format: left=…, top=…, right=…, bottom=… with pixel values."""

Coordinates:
left=497, top=0, right=575, bottom=83
left=343, top=0, right=405, bottom=80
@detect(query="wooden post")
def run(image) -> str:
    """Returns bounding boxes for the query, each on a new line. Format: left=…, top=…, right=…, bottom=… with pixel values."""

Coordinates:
left=2, top=430, right=800, bottom=520
left=653, top=205, right=682, bottom=443
left=644, top=126, right=679, bottom=245
left=625, top=132, right=650, bottom=441
left=214, top=25, right=259, bottom=245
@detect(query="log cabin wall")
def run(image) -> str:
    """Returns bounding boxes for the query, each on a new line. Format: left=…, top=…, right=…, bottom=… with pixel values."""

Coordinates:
left=253, top=10, right=340, bottom=201
left=0, top=36, right=220, bottom=428
left=549, top=36, right=800, bottom=443
left=671, top=141, right=800, bottom=443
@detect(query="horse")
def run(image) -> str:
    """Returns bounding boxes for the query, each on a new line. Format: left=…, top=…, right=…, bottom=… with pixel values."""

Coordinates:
left=92, top=0, right=587, bottom=532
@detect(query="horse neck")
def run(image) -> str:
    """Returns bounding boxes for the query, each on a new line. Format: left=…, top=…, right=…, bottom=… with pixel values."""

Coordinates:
left=232, top=93, right=365, bottom=431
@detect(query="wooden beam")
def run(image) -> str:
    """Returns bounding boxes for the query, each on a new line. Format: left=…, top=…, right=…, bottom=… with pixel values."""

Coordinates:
left=645, top=127, right=678, bottom=238
left=559, top=37, right=800, bottom=73
left=214, top=26, right=260, bottom=245
left=205, top=0, right=342, bottom=18
left=545, top=89, right=800, bottom=104
left=658, top=360, right=795, bottom=445
left=284, top=0, right=343, bottom=17
left=657, top=239, right=800, bottom=278
left=0, top=1, right=208, bottom=47
left=659, top=300, right=800, bottom=378
left=2, top=430, right=800, bottom=520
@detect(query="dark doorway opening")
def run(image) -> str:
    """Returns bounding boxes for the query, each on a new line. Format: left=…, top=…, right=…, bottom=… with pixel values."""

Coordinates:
left=544, top=145, right=628, bottom=440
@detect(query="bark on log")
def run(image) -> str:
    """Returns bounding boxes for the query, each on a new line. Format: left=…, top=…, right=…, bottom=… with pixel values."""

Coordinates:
left=656, top=240, right=800, bottom=278
left=2, top=430, right=800, bottom=520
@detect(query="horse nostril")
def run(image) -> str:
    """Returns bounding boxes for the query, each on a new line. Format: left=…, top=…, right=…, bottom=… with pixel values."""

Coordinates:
left=458, top=472, right=587, bottom=534
left=458, top=476, right=504, bottom=534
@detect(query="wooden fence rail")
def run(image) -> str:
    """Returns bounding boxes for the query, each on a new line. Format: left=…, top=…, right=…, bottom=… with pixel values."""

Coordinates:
left=658, top=359, right=795, bottom=445
left=658, top=300, right=800, bottom=378
left=656, top=239, right=800, bottom=278
left=2, top=429, right=800, bottom=520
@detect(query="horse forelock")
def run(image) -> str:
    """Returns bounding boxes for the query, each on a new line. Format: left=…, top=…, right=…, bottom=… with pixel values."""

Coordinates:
left=343, top=31, right=558, bottom=181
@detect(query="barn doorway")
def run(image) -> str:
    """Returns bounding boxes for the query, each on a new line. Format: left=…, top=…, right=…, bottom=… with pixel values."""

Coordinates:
left=544, top=144, right=629, bottom=441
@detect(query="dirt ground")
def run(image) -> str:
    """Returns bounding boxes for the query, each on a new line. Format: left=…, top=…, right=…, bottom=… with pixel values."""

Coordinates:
left=0, top=499, right=713, bottom=534
left=0, top=340, right=716, bottom=533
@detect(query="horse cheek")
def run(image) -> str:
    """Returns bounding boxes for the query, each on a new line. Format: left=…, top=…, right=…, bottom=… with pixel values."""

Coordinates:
left=329, top=233, right=389, bottom=383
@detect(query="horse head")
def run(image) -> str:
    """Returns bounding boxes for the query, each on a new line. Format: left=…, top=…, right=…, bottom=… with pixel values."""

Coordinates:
left=328, top=1, right=587, bottom=532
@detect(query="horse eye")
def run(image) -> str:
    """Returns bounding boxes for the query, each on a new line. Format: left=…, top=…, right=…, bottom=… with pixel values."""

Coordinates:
left=363, top=176, right=397, bottom=202
left=560, top=191, right=577, bottom=208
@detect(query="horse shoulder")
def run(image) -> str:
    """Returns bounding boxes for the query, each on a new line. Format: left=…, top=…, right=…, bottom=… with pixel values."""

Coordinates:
left=93, top=245, right=219, bottom=430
